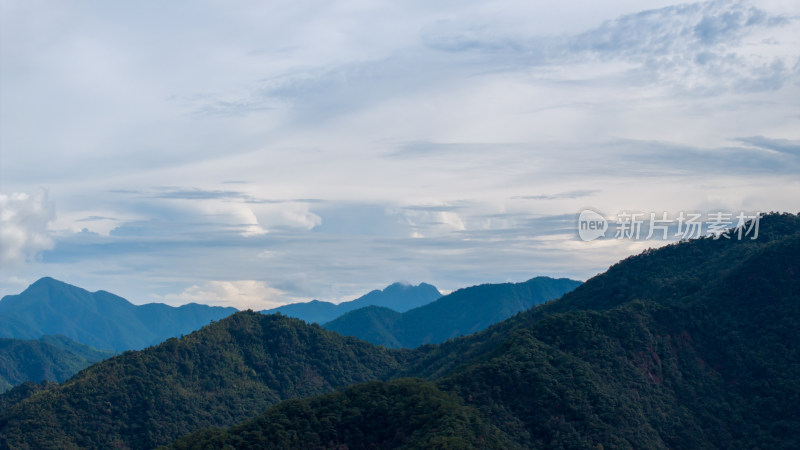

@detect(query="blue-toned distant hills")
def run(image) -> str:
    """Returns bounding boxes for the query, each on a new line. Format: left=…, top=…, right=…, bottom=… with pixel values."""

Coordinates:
left=262, top=282, right=442, bottom=323
left=323, top=276, right=583, bottom=348
left=0, top=277, right=237, bottom=352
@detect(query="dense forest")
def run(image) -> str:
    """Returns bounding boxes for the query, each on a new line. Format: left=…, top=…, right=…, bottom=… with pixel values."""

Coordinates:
left=1, top=213, right=798, bottom=449
left=0, top=336, right=113, bottom=393
left=0, top=314, right=407, bottom=449
left=169, top=378, right=513, bottom=449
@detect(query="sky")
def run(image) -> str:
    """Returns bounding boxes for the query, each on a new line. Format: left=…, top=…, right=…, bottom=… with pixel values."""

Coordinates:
left=1, top=0, right=798, bottom=309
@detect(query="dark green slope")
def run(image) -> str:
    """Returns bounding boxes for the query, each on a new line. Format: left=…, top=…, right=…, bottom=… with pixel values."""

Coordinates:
left=0, top=313, right=405, bottom=449
left=0, top=336, right=113, bottom=394
left=168, top=379, right=514, bottom=450
left=37, top=335, right=116, bottom=362
left=0, top=278, right=237, bottom=352
left=401, top=213, right=800, bottom=380
left=166, top=213, right=800, bottom=449
left=324, top=276, right=582, bottom=348
left=437, top=231, right=800, bottom=448
left=263, top=282, right=441, bottom=324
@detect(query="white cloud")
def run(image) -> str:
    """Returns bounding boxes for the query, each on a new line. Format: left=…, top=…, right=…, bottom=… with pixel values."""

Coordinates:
left=161, top=280, right=287, bottom=310
left=400, top=208, right=466, bottom=237
left=0, top=190, right=55, bottom=265
left=252, top=202, right=322, bottom=231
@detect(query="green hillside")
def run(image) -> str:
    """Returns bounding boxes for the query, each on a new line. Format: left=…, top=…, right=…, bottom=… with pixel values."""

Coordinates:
left=0, top=313, right=405, bottom=449
left=169, top=379, right=513, bottom=449
left=0, top=336, right=113, bottom=394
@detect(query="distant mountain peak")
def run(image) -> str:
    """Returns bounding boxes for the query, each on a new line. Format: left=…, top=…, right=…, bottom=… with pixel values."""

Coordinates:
left=0, top=278, right=236, bottom=352
left=27, top=276, right=73, bottom=290
left=324, top=276, right=582, bottom=348
left=263, top=281, right=442, bottom=324
left=384, top=281, right=439, bottom=291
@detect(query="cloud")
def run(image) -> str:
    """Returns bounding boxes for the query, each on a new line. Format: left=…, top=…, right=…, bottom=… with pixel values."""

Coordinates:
left=735, top=136, right=800, bottom=155
left=567, top=0, right=796, bottom=94
left=2, top=0, right=798, bottom=306
left=515, top=190, right=601, bottom=201
left=612, top=138, right=800, bottom=175
left=417, top=0, right=796, bottom=95
left=76, top=215, right=118, bottom=222
left=386, top=141, right=528, bottom=159
left=102, top=188, right=326, bottom=238
left=149, top=187, right=253, bottom=201
left=569, top=1, right=778, bottom=54
left=0, top=191, right=55, bottom=265
left=161, top=280, right=287, bottom=310
left=401, top=209, right=466, bottom=238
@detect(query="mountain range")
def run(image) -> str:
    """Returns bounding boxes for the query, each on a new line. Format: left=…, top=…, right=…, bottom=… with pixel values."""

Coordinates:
left=0, top=213, right=797, bottom=448
left=0, top=278, right=237, bottom=352
left=323, top=276, right=582, bottom=348
left=262, top=282, right=442, bottom=324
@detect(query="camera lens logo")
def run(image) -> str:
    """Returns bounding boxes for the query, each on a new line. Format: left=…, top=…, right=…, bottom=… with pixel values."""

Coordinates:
left=578, top=210, right=608, bottom=241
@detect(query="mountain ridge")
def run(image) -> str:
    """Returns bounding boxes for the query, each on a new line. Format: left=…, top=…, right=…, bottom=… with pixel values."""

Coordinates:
left=168, top=213, right=800, bottom=449
left=323, top=276, right=582, bottom=348
left=0, top=278, right=237, bottom=352
left=2, top=213, right=797, bottom=449
left=262, top=281, right=441, bottom=324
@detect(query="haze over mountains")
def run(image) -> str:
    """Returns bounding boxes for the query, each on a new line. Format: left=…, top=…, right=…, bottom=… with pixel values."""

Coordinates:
left=0, top=276, right=580, bottom=393
left=1, top=213, right=796, bottom=448
left=0, top=278, right=237, bottom=352
left=324, top=277, right=582, bottom=348
left=0, top=279, right=446, bottom=354
left=263, top=282, right=442, bottom=324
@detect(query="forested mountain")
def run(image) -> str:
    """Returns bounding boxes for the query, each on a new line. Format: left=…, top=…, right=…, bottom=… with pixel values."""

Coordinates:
left=169, top=379, right=513, bottom=449
left=0, top=336, right=113, bottom=394
left=263, top=282, right=441, bottom=324
left=0, top=313, right=405, bottom=449
left=0, top=278, right=237, bottom=352
left=37, top=335, right=116, bottom=362
left=323, top=277, right=582, bottom=348
left=168, top=213, right=800, bottom=449
left=2, top=213, right=798, bottom=449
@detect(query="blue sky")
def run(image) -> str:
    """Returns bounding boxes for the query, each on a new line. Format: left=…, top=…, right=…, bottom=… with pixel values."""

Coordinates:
left=1, top=0, right=798, bottom=309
